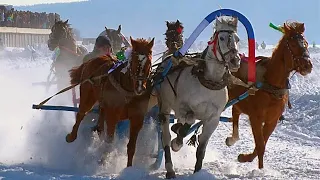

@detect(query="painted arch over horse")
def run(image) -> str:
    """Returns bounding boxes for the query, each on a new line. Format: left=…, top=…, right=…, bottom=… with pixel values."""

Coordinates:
left=47, top=19, right=88, bottom=89
left=226, top=21, right=312, bottom=169
left=156, top=16, right=242, bottom=178
left=66, top=37, right=155, bottom=168
left=98, top=25, right=131, bottom=53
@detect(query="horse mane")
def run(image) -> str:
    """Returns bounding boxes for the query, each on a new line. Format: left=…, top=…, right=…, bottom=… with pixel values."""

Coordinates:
left=134, top=38, right=150, bottom=45
left=132, top=38, right=153, bottom=55
left=270, top=21, right=305, bottom=58
left=69, top=55, right=116, bottom=85
left=53, top=20, right=75, bottom=39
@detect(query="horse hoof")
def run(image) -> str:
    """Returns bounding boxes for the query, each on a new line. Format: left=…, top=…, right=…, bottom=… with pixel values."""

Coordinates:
left=65, top=134, right=76, bottom=143
left=165, top=171, right=176, bottom=179
left=238, top=154, right=254, bottom=163
left=171, top=138, right=183, bottom=152
left=225, top=137, right=237, bottom=147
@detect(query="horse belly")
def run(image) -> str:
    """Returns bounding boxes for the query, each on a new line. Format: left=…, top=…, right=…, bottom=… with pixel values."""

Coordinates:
left=102, top=90, right=127, bottom=107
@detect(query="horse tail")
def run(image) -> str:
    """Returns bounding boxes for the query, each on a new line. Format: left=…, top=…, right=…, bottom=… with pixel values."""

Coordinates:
left=69, top=64, right=85, bottom=85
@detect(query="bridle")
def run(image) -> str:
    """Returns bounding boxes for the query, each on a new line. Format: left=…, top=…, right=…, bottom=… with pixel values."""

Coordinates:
left=208, top=30, right=238, bottom=65
left=128, top=50, right=152, bottom=94
left=284, top=33, right=310, bottom=74
left=49, top=24, right=78, bottom=56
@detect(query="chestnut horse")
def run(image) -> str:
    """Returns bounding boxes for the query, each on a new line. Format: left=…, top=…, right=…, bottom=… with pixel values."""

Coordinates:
left=226, top=21, right=312, bottom=169
left=66, top=37, right=155, bottom=167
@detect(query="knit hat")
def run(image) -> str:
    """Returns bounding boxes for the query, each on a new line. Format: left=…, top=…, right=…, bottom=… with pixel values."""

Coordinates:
left=95, top=35, right=111, bottom=47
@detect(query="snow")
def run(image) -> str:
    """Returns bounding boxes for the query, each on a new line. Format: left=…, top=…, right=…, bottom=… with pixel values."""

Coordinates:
left=0, top=42, right=319, bottom=180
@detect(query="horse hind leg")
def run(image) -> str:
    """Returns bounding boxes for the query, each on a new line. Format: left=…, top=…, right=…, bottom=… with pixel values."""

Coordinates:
left=66, top=87, right=96, bottom=143
left=226, top=107, right=241, bottom=146
left=194, top=115, right=219, bottom=173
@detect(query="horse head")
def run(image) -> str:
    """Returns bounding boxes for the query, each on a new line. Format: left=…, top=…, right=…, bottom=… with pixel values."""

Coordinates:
left=164, top=20, right=184, bottom=53
left=129, top=37, right=154, bottom=95
left=207, top=16, right=241, bottom=72
left=103, top=25, right=124, bottom=53
left=48, top=19, right=75, bottom=51
left=280, top=21, right=312, bottom=76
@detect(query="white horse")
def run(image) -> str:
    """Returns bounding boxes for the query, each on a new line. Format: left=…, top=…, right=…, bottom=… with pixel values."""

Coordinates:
left=156, top=16, right=242, bottom=178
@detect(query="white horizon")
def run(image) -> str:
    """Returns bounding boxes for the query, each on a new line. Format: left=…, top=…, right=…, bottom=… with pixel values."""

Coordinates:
left=1, top=0, right=88, bottom=6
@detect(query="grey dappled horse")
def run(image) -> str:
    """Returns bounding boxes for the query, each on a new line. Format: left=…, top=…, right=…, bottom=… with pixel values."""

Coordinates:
left=99, top=25, right=131, bottom=53
left=157, top=16, right=242, bottom=178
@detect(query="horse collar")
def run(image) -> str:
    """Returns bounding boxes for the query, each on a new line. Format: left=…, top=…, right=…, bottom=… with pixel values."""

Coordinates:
left=59, top=46, right=80, bottom=57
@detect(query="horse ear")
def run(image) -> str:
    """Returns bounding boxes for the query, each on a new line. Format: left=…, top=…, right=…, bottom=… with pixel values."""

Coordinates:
left=130, top=36, right=136, bottom=47
left=166, top=21, right=169, bottom=27
left=231, top=16, right=238, bottom=26
left=215, top=16, right=222, bottom=27
left=283, top=23, right=290, bottom=34
left=147, top=38, right=155, bottom=49
left=64, top=19, right=69, bottom=24
left=117, top=25, right=121, bottom=33
left=297, top=23, right=305, bottom=33
left=176, top=19, right=180, bottom=24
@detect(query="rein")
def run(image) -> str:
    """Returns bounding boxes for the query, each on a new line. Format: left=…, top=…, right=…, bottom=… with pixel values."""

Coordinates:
left=34, top=58, right=119, bottom=108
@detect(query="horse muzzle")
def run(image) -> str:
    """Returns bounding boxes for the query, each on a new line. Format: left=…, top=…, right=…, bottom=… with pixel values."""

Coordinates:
left=296, top=57, right=313, bottom=76
left=228, top=53, right=241, bottom=72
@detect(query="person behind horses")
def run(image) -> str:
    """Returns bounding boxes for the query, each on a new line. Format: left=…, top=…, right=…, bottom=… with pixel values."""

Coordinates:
left=83, top=35, right=113, bottom=63
left=261, top=41, right=266, bottom=49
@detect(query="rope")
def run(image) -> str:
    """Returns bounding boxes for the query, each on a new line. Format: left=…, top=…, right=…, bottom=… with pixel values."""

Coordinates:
left=34, top=59, right=117, bottom=108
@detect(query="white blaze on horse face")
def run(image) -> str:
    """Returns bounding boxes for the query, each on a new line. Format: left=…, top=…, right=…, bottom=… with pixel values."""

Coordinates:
left=137, top=54, right=147, bottom=93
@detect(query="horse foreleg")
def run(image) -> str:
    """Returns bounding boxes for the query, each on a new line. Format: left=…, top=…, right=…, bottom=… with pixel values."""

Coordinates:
left=159, top=108, right=176, bottom=179
left=226, top=107, right=241, bottom=146
left=171, top=111, right=193, bottom=152
left=238, top=116, right=265, bottom=169
left=66, top=112, right=86, bottom=142
left=194, top=116, right=219, bottom=173
left=126, top=115, right=144, bottom=167
left=263, top=119, right=278, bottom=144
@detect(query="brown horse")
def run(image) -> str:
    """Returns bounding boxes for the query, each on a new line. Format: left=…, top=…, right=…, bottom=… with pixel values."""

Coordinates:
left=66, top=37, right=155, bottom=167
left=226, top=21, right=312, bottom=169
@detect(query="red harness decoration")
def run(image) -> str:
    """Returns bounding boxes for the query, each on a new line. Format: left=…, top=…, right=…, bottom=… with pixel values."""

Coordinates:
left=207, top=32, right=219, bottom=57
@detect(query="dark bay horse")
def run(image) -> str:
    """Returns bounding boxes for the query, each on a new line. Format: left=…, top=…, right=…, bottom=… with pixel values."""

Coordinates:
left=66, top=37, right=155, bottom=167
left=48, top=19, right=88, bottom=90
left=163, top=20, right=184, bottom=57
left=147, top=20, right=185, bottom=109
left=226, top=21, right=312, bottom=169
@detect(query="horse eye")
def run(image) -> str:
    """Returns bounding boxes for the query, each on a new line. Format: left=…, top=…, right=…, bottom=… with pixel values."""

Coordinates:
left=220, top=37, right=225, bottom=41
